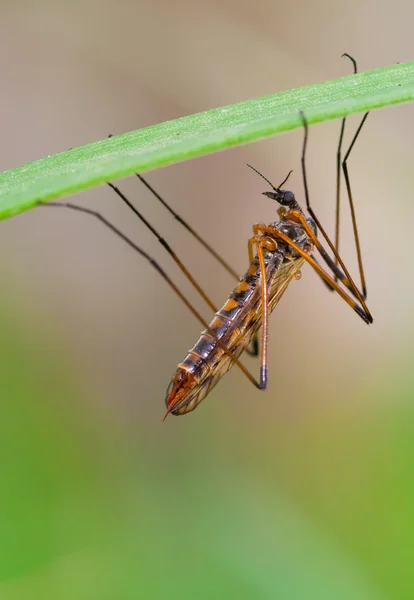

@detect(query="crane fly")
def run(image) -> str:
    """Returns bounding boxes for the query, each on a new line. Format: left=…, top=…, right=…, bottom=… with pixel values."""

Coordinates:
left=38, top=55, right=372, bottom=419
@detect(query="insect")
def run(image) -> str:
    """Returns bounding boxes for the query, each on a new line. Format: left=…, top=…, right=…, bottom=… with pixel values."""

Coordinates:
left=38, top=55, right=372, bottom=418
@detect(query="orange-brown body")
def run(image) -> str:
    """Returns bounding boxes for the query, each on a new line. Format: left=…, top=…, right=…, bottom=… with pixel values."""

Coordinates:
left=165, top=220, right=310, bottom=416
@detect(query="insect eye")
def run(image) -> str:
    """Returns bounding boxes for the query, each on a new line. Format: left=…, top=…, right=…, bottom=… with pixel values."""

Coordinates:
left=281, top=191, right=295, bottom=205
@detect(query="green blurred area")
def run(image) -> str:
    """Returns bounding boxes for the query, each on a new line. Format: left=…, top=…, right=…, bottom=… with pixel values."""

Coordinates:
left=0, top=297, right=413, bottom=599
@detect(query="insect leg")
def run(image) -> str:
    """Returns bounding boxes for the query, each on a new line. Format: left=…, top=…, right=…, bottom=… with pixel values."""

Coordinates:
left=37, top=201, right=267, bottom=389
left=289, top=208, right=371, bottom=318
left=257, top=241, right=270, bottom=388
left=311, top=254, right=335, bottom=291
left=334, top=117, right=346, bottom=283
left=341, top=111, right=369, bottom=299
left=334, top=53, right=369, bottom=299
left=107, top=181, right=219, bottom=313
left=247, top=229, right=281, bottom=387
left=269, top=225, right=372, bottom=324
left=245, top=336, right=259, bottom=357
left=107, top=134, right=239, bottom=281
left=245, top=224, right=265, bottom=358
left=135, top=174, right=240, bottom=280
left=334, top=53, right=357, bottom=275
left=299, top=111, right=368, bottom=308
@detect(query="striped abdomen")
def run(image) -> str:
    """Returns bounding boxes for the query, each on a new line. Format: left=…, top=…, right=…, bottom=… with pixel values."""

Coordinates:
left=165, top=248, right=304, bottom=416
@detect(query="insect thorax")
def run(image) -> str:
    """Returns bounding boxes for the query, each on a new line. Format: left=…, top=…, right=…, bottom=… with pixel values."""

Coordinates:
left=270, top=214, right=315, bottom=258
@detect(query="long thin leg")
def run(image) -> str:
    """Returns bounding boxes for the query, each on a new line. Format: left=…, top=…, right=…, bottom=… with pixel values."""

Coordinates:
left=136, top=174, right=240, bottom=280
left=111, top=179, right=259, bottom=358
left=257, top=242, right=269, bottom=388
left=257, top=243, right=269, bottom=390
left=107, top=181, right=218, bottom=313
left=334, top=53, right=369, bottom=298
left=293, top=210, right=364, bottom=303
left=246, top=336, right=259, bottom=357
left=335, top=53, right=357, bottom=268
left=288, top=209, right=372, bottom=320
left=335, top=117, right=346, bottom=280
left=244, top=226, right=264, bottom=358
left=268, top=224, right=372, bottom=324
left=341, top=111, right=369, bottom=299
left=299, top=111, right=368, bottom=310
left=107, top=133, right=239, bottom=281
left=37, top=201, right=266, bottom=389
left=312, top=254, right=335, bottom=291
left=245, top=231, right=275, bottom=386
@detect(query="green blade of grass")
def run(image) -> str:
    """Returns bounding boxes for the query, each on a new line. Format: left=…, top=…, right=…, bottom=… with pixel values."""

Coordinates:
left=1, top=61, right=413, bottom=221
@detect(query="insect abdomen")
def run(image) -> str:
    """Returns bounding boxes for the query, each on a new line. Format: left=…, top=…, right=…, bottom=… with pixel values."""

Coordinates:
left=165, top=251, right=289, bottom=415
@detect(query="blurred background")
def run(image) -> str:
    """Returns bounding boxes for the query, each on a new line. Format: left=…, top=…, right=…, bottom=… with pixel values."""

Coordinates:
left=1, top=1, right=413, bottom=598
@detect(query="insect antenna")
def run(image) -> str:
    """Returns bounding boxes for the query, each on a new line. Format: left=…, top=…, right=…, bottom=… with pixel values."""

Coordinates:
left=246, top=163, right=293, bottom=190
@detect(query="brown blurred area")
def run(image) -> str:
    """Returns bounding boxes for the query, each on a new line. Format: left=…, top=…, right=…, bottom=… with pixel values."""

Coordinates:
left=0, top=0, right=413, bottom=426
